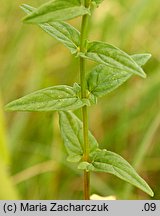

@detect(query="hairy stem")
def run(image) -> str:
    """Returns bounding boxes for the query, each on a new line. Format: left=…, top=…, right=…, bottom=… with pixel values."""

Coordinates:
left=80, top=0, right=90, bottom=200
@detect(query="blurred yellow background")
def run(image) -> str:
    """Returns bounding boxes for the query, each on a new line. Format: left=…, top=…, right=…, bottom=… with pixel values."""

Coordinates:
left=0, top=0, right=160, bottom=199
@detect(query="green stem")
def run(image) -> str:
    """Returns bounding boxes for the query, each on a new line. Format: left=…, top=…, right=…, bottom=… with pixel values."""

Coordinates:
left=80, top=0, right=90, bottom=200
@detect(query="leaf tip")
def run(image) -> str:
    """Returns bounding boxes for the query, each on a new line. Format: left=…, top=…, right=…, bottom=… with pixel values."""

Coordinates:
left=142, top=72, right=147, bottom=79
left=147, top=53, right=152, bottom=59
left=19, top=4, right=31, bottom=15
left=139, top=68, right=147, bottom=78
left=4, top=100, right=21, bottom=112
left=4, top=103, right=13, bottom=112
left=148, top=188, right=154, bottom=197
left=19, top=4, right=26, bottom=10
left=22, top=11, right=34, bottom=23
left=22, top=16, right=31, bottom=23
left=19, top=5, right=23, bottom=10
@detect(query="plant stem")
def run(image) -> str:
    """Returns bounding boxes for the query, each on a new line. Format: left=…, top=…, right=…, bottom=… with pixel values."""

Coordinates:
left=80, top=0, right=90, bottom=200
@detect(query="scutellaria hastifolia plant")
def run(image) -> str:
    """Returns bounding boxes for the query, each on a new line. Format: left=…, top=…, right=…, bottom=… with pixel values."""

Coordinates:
left=5, top=0, right=154, bottom=199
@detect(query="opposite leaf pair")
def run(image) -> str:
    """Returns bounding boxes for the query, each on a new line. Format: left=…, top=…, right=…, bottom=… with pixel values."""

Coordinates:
left=5, top=54, right=150, bottom=112
left=5, top=1, right=154, bottom=198
left=59, top=111, right=154, bottom=197
left=5, top=4, right=151, bottom=112
left=21, top=4, right=149, bottom=78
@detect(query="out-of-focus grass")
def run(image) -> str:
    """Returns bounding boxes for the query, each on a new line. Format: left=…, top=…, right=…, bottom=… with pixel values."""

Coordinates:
left=0, top=0, right=159, bottom=199
left=0, top=97, right=19, bottom=199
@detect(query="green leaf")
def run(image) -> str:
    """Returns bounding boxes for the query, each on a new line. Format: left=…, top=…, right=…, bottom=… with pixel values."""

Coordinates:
left=92, top=0, right=104, bottom=5
left=59, top=111, right=98, bottom=162
left=131, top=53, right=151, bottom=67
left=21, top=4, right=80, bottom=54
left=23, top=0, right=90, bottom=24
left=87, top=64, right=132, bottom=97
left=82, top=41, right=146, bottom=78
left=86, top=53, right=151, bottom=97
left=78, top=149, right=154, bottom=197
left=5, top=85, right=89, bottom=112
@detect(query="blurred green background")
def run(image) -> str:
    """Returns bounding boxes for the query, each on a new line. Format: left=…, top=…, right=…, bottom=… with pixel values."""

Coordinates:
left=0, top=0, right=160, bottom=200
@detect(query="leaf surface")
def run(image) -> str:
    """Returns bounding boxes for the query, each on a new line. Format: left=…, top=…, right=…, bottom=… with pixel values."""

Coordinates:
left=78, top=149, right=154, bottom=196
left=5, top=85, right=88, bottom=112
left=131, top=53, right=151, bottom=67
left=23, top=0, right=90, bottom=24
left=59, top=111, right=98, bottom=162
left=82, top=41, right=146, bottom=78
left=86, top=53, right=151, bottom=97
left=21, top=4, right=80, bottom=54
left=87, top=64, right=132, bottom=97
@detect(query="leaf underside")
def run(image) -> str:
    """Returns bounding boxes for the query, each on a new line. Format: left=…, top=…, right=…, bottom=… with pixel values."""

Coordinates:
left=59, top=111, right=98, bottom=162
left=21, top=4, right=80, bottom=54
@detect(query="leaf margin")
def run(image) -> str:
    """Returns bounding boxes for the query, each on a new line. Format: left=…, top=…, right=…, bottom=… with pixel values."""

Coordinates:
left=78, top=149, right=154, bottom=197
left=20, top=4, right=81, bottom=54
left=5, top=84, right=89, bottom=112
left=23, top=0, right=90, bottom=24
